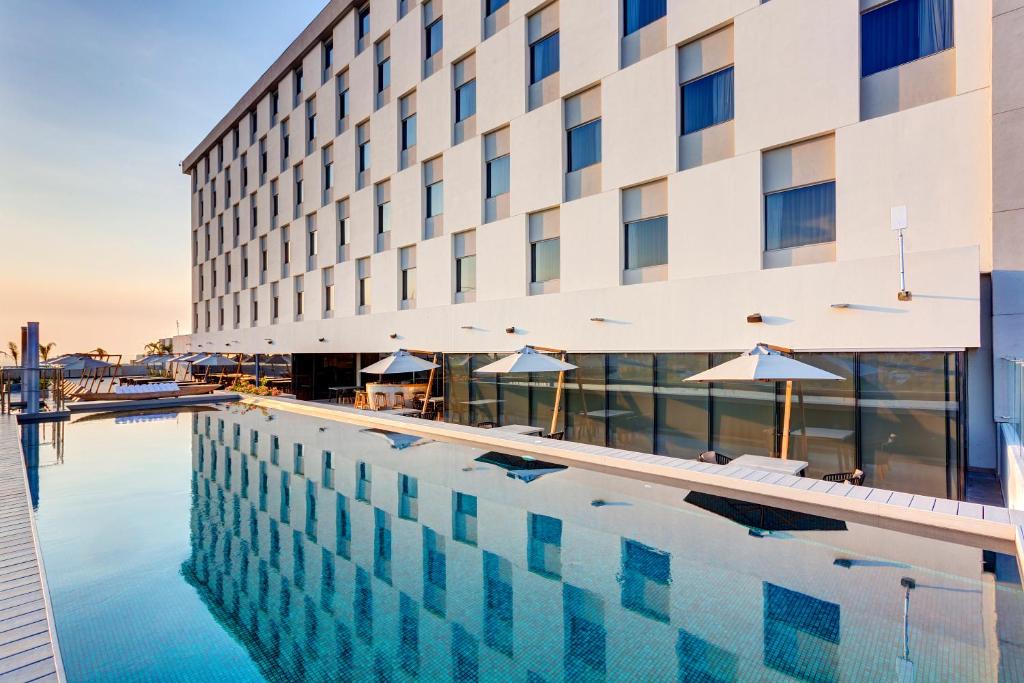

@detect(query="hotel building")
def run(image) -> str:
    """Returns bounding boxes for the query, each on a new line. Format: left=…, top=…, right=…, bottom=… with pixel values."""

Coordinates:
left=181, top=0, right=1024, bottom=501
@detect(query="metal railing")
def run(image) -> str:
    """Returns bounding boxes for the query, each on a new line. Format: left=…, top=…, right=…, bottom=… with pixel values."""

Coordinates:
left=0, top=367, right=67, bottom=414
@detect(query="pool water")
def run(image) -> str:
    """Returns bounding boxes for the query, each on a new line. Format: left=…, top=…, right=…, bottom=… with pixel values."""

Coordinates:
left=23, top=404, right=1024, bottom=682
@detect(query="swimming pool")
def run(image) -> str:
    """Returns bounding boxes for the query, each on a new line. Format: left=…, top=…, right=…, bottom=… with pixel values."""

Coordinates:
left=24, top=403, right=1024, bottom=681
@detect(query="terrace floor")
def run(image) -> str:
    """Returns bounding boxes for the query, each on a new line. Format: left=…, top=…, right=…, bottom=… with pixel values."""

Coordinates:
left=966, top=468, right=1006, bottom=506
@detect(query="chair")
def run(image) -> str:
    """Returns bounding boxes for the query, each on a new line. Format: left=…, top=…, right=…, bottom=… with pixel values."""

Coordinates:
left=353, top=391, right=368, bottom=410
left=698, top=451, right=732, bottom=466
left=476, top=421, right=497, bottom=429
left=393, top=393, right=406, bottom=409
left=544, top=431, right=564, bottom=440
left=822, top=469, right=864, bottom=486
left=372, top=392, right=389, bottom=411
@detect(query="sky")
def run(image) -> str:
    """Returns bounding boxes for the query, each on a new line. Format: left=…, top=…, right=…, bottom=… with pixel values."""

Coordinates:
left=0, top=0, right=325, bottom=362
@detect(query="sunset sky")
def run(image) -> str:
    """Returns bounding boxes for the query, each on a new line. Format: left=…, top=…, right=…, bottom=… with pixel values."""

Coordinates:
left=0, top=0, right=324, bottom=362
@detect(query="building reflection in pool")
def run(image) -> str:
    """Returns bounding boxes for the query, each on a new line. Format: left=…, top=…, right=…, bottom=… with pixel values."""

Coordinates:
left=182, top=408, right=1021, bottom=682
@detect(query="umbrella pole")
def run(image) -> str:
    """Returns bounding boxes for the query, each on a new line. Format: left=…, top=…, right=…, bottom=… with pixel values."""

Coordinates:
left=550, top=368, right=565, bottom=435
left=421, top=354, right=437, bottom=417
left=781, top=380, right=793, bottom=460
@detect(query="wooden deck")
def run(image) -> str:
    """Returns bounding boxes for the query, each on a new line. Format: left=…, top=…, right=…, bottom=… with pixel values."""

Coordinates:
left=0, top=417, right=63, bottom=682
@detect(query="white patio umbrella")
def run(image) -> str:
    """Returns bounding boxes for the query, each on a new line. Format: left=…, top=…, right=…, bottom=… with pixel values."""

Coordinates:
left=190, top=353, right=237, bottom=367
left=475, top=346, right=578, bottom=435
left=684, top=343, right=843, bottom=459
left=361, top=350, right=439, bottom=375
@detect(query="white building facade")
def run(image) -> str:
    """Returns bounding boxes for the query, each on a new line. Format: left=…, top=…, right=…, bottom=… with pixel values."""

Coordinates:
left=183, top=0, right=1024, bottom=500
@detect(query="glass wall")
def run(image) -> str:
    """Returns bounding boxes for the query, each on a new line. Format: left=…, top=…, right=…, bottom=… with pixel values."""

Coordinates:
left=441, top=351, right=963, bottom=498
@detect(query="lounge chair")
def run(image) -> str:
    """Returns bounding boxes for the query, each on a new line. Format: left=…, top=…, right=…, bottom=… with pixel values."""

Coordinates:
left=544, top=431, right=564, bottom=440
left=822, top=469, right=865, bottom=486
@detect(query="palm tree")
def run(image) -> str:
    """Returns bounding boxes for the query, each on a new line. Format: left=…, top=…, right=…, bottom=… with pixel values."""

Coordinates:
left=6, top=342, right=18, bottom=365
left=39, top=342, right=56, bottom=362
left=144, top=340, right=172, bottom=355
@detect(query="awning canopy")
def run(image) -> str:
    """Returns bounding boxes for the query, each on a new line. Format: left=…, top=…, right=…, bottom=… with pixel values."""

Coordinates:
left=684, top=344, right=844, bottom=383
left=361, top=350, right=438, bottom=375
left=474, top=346, right=577, bottom=374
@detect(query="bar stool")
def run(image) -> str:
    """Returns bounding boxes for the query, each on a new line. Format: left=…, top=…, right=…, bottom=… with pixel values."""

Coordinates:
left=393, top=394, right=406, bottom=409
left=354, top=391, right=368, bottom=410
left=373, top=392, right=389, bottom=411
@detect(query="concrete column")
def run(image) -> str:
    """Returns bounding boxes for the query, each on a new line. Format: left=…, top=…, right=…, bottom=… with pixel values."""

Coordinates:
left=23, top=322, right=39, bottom=414
left=992, top=2, right=1024, bottom=419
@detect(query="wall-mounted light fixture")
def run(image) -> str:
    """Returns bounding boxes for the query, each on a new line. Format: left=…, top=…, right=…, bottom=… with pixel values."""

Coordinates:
left=265, top=338, right=274, bottom=345
left=505, top=326, right=516, bottom=334
left=746, top=313, right=763, bottom=324
left=318, top=337, right=326, bottom=342
left=590, top=317, right=606, bottom=322
left=460, top=325, right=474, bottom=330
left=830, top=303, right=850, bottom=309
left=389, top=333, right=398, bottom=339
left=224, top=343, right=231, bottom=347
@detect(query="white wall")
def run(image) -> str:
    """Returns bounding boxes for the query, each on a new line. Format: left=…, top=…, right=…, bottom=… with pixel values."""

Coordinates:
left=185, top=0, right=993, bottom=359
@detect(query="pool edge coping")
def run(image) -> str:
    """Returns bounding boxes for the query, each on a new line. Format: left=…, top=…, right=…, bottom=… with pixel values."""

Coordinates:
left=238, top=396, right=1023, bottom=558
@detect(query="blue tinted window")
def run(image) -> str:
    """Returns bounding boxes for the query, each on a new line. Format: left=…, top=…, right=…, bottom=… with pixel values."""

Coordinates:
left=568, top=119, right=601, bottom=172
left=624, top=0, right=666, bottom=35
left=358, top=7, right=370, bottom=38
left=426, top=19, right=443, bottom=57
left=625, top=216, right=667, bottom=270
left=487, top=0, right=509, bottom=14
left=682, top=66, right=734, bottom=135
left=530, top=32, right=559, bottom=84
left=861, top=0, right=953, bottom=77
left=456, top=80, right=476, bottom=122
left=377, top=59, right=390, bottom=91
left=402, top=115, right=416, bottom=149
left=486, top=155, right=510, bottom=198
left=765, top=181, right=836, bottom=251
left=427, top=182, right=443, bottom=217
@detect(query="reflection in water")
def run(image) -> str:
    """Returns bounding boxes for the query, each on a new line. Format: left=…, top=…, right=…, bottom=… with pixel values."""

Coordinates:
left=178, top=409, right=1024, bottom=682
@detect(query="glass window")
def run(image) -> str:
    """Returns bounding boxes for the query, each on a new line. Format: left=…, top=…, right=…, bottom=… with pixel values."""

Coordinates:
left=487, top=0, right=509, bottom=14
left=607, top=354, right=654, bottom=452
left=566, top=354, right=607, bottom=446
left=787, top=353, right=856, bottom=480
left=531, top=238, right=559, bottom=283
left=426, top=19, right=443, bottom=57
left=765, top=181, right=836, bottom=251
left=682, top=66, right=734, bottom=135
left=858, top=352, right=958, bottom=497
left=861, top=0, right=954, bottom=78
left=655, top=354, right=710, bottom=459
left=530, top=32, right=560, bottom=84
left=486, top=155, right=509, bottom=198
left=358, top=6, right=370, bottom=39
left=456, top=80, right=476, bottom=122
left=377, top=58, right=390, bottom=91
left=624, top=0, right=666, bottom=35
left=378, top=202, right=391, bottom=233
left=568, top=119, right=601, bottom=172
left=445, top=354, right=472, bottom=424
left=456, top=255, right=476, bottom=293
left=402, top=267, right=416, bottom=301
left=359, top=141, right=370, bottom=172
left=426, top=182, right=443, bottom=217
left=625, top=216, right=667, bottom=270
left=710, top=352, right=775, bottom=457
left=402, top=114, right=417, bottom=150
